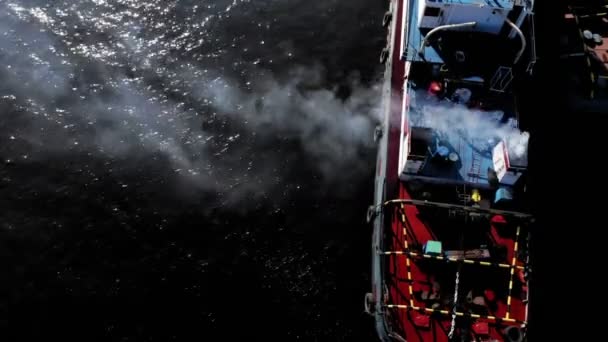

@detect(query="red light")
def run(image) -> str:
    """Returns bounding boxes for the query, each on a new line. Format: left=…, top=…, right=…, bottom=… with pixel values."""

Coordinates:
left=428, top=81, right=442, bottom=94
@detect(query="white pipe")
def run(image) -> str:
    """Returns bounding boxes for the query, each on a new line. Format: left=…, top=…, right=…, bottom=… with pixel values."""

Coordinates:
left=506, top=18, right=527, bottom=64
left=418, top=21, right=477, bottom=57
left=509, top=6, right=529, bottom=39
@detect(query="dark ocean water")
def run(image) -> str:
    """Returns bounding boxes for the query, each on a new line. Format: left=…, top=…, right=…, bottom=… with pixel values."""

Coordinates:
left=1, top=1, right=387, bottom=340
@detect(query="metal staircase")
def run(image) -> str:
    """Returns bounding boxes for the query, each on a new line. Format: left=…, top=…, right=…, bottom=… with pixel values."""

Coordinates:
left=468, top=150, right=481, bottom=183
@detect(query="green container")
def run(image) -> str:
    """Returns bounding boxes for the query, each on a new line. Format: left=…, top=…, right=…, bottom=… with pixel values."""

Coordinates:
left=424, top=240, right=443, bottom=255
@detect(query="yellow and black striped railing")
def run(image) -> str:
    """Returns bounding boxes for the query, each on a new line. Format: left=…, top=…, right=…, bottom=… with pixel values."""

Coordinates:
left=505, top=225, right=521, bottom=320
left=398, top=203, right=415, bottom=307
left=385, top=304, right=526, bottom=325
left=382, top=250, right=525, bottom=270
left=384, top=198, right=533, bottom=221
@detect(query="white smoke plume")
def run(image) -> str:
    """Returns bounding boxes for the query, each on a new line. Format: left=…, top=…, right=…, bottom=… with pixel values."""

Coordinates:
left=192, top=66, right=380, bottom=179
left=412, top=97, right=529, bottom=160
left=1, top=2, right=381, bottom=201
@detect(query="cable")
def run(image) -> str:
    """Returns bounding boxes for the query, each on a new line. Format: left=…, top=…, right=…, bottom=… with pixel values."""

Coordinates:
left=447, top=269, right=460, bottom=339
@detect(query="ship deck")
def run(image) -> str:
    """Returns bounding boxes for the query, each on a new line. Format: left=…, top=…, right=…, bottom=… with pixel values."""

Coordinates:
left=384, top=193, right=529, bottom=341
left=402, top=0, right=519, bottom=65
left=403, top=94, right=521, bottom=188
left=403, top=126, right=498, bottom=187
left=396, top=0, right=529, bottom=188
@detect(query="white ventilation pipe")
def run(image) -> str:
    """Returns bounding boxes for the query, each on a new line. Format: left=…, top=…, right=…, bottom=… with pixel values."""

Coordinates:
left=419, top=22, right=477, bottom=57
left=505, top=18, right=527, bottom=64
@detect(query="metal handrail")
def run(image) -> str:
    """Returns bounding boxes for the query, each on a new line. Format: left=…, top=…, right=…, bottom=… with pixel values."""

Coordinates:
left=383, top=198, right=533, bottom=220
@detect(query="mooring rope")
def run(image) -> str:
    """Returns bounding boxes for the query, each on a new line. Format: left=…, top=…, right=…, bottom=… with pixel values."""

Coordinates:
left=448, top=270, right=460, bottom=339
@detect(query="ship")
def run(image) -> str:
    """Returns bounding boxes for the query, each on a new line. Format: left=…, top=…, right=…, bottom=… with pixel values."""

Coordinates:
left=365, top=0, right=537, bottom=341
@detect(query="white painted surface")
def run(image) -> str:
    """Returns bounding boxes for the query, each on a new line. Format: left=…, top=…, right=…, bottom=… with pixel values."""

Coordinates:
left=398, top=85, right=411, bottom=176
left=492, top=141, right=508, bottom=181
left=492, top=140, right=523, bottom=185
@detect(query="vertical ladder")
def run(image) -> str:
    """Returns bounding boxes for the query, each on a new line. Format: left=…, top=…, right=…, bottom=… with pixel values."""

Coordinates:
left=468, top=150, right=481, bottom=183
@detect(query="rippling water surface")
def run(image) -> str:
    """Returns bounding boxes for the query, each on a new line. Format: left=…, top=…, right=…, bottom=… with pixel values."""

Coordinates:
left=1, top=0, right=386, bottom=340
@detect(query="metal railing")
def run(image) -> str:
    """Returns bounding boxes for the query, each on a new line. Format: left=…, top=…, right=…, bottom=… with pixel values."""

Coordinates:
left=490, top=66, right=515, bottom=93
